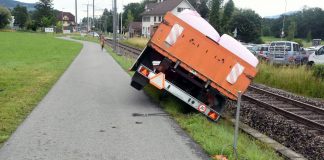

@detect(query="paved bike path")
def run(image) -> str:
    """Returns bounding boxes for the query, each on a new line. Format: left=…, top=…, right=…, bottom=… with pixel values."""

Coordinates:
left=0, top=39, right=209, bottom=160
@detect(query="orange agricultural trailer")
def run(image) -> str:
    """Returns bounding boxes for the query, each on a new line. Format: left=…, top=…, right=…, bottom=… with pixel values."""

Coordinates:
left=130, top=12, right=258, bottom=121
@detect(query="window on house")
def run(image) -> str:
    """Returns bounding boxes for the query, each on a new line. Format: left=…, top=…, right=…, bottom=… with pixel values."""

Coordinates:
left=143, top=16, right=150, bottom=22
left=177, top=8, right=184, bottom=12
left=154, top=16, right=156, bottom=22
left=159, top=16, right=162, bottom=22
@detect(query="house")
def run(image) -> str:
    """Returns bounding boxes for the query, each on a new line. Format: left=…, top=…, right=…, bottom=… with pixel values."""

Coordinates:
left=141, top=0, right=195, bottom=37
left=128, top=22, right=142, bottom=38
left=57, top=11, right=76, bottom=32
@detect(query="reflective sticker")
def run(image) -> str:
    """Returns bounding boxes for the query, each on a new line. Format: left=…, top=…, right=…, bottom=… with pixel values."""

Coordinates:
left=226, top=63, right=245, bottom=84
left=152, top=61, right=161, bottom=66
left=165, top=24, right=184, bottom=46
left=149, top=72, right=165, bottom=90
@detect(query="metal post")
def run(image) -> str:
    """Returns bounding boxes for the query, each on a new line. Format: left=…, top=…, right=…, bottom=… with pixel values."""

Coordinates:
left=113, top=0, right=117, bottom=51
left=87, top=3, right=89, bottom=32
left=75, top=0, right=77, bottom=29
left=61, top=8, right=64, bottom=32
left=91, top=0, right=95, bottom=37
left=120, top=12, right=123, bottom=36
left=233, top=91, right=242, bottom=159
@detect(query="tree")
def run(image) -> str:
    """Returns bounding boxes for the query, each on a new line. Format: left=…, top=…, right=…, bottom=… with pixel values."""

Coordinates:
left=262, top=7, right=324, bottom=39
left=122, top=3, right=145, bottom=25
left=221, top=0, right=234, bottom=33
left=125, top=10, right=134, bottom=28
left=34, top=0, right=55, bottom=27
left=287, top=20, right=297, bottom=41
left=188, top=0, right=209, bottom=18
left=209, top=0, right=223, bottom=32
left=12, top=5, right=29, bottom=28
left=229, top=9, right=262, bottom=43
left=306, top=31, right=312, bottom=42
left=0, top=6, right=11, bottom=29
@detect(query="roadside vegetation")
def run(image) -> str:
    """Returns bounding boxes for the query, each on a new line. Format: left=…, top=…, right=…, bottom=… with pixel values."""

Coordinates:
left=102, top=45, right=283, bottom=160
left=0, top=32, right=82, bottom=145
left=255, top=63, right=324, bottom=98
left=121, top=37, right=148, bottom=49
left=70, top=35, right=100, bottom=43
left=261, top=36, right=323, bottom=47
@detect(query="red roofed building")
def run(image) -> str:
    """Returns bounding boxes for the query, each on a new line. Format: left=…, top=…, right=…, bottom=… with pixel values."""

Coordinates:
left=57, top=11, right=76, bottom=31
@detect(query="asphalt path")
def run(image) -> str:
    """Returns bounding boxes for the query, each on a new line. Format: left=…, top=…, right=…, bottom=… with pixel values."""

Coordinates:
left=0, top=38, right=209, bottom=160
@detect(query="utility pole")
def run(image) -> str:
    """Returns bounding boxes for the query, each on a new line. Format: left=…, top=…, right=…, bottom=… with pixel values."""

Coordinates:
left=61, top=8, right=64, bottom=32
left=113, top=0, right=117, bottom=51
left=75, top=0, right=78, bottom=28
left=87, top=3, right=89, bottom=32
left=93, top=0, right=95, bottom=36
left=120, top=12, right=123, bottom=36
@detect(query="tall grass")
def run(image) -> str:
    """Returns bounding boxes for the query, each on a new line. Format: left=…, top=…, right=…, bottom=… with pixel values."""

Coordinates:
left=121, top=37, right=148, bottom=49
left=255, top=63, right=324, bottom=98
left=261, top=36, right=323, bottom=47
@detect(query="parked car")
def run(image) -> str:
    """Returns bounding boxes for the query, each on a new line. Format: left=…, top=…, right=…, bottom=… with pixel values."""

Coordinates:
left=88, top=32, right=99, bottom=37
left=257, top=45, right=270, bottom=61
left=295, top=47, right=316, bottom=65
left=269, top=41, right=301, bottom=64
left=308, top=45, right=324, bottom=65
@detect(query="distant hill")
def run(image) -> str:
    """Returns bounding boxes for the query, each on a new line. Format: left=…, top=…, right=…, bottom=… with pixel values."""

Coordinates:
left=0, top=0, right=35, bottom=11
left=264, top=11, right=297, bottom=19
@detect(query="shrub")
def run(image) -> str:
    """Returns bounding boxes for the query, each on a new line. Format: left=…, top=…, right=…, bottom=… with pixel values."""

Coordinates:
left=0, top=6, right=11, bottom=29
left=294, top=39, right=304, bottom=47
left=313, top=65, right=324, bottom=79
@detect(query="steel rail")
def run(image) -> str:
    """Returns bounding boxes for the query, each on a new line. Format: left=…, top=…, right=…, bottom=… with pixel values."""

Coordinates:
left=245, top=86, right=324, bottom=132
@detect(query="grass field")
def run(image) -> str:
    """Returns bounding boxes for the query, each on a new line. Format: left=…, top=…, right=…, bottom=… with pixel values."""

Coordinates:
left=261, top=36, right=324, bottom=47
left=121, top=37, right=148, bottom=49
left=102, top=46, right=282, bottom=160
left=255, top=63, right=324, bottom=98
left=0, top=32, right=82, bottom=145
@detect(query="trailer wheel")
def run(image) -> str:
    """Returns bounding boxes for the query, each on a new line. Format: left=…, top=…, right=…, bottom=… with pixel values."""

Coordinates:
left=130, top=72, right=149, bottom=90
left=131, top=81, right=144, bottom=90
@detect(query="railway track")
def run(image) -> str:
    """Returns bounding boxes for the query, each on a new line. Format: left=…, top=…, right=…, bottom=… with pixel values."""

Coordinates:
left=106, top=40, right=324, bottom=133
left=105, top=39, right=141, bottom=58
left=245, top=85, right=324, bottom=132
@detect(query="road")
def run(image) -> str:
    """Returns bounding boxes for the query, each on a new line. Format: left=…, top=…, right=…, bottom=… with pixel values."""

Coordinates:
left=0, top=39, right=209, bottom=160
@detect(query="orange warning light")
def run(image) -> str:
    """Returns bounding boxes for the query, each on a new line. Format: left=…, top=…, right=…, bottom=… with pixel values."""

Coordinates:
left=139, top=67, right=150, bottom=77
left=208, top=111, right=219, bottom=121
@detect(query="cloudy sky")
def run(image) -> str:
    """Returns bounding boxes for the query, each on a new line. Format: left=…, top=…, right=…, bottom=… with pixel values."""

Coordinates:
left=19, top=0, right=324, bottom=22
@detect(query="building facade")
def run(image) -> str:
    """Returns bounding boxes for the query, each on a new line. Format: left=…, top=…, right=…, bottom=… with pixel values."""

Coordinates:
left=141, top=0, right=195, bottom=37
left=57, top=11, right=76, bottom=32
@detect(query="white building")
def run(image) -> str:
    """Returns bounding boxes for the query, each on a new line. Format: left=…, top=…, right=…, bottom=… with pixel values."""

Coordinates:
left=141, top=0, right=195, bottom=37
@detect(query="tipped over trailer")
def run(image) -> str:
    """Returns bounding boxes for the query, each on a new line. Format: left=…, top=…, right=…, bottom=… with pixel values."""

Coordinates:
left=130, top=10, right=259, bottom=121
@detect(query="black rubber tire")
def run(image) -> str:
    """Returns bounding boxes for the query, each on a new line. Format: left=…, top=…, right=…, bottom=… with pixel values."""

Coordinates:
left=131, top=80, right=144, bottom=90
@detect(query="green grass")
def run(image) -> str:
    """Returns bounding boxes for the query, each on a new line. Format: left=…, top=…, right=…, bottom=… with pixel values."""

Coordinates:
left=255, top=62, right=324, bottom=98
left=101, top=44, right=282, bottom=160
left=121, top=37, right=148, bottom=49
left=0, top=32, right=82, bottom=145
left=70, top=35, right=100, bottom=43
left=261, top=36, right=323, bottom=47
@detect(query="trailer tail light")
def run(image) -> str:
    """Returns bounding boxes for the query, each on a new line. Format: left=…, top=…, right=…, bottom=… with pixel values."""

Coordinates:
left=208, top=111, right=219, bottom=121
left=139, top=66, right=150, bottom=77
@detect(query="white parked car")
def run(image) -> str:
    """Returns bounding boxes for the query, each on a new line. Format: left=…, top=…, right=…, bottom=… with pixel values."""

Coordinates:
left=308, top=45, right=324, bottom=65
